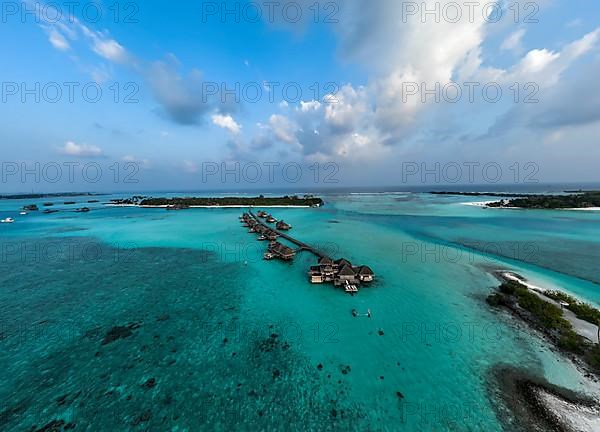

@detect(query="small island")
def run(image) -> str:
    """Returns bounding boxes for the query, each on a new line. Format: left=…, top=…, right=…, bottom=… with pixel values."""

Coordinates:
left=110, top=195, right=324, bottom=208
left=487, top=191, right=600, bottom=209
left=487, top=274, right=600, bottom=375
left=430, top=191, right=534, bottom=197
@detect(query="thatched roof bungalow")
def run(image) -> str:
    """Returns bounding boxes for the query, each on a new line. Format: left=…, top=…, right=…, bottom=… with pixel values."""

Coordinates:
left=268, top=241, right=296, bottom=260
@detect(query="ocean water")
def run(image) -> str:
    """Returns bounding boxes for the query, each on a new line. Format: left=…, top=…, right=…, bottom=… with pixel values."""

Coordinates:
left=1, top=192, right=599, bottom=431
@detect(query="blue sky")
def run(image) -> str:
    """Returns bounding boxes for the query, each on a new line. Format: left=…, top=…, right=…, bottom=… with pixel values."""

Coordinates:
left=1, top=0, right=600, bottom=192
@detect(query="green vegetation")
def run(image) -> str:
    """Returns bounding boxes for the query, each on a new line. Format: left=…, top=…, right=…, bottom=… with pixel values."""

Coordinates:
left=544, top=291, right=600, bottom=326
left=586, top=344, right=600, bottom=370
left=499, top=281, right=572, bottom=331
left=113, top=195, right=324, bottom=207
left=487, top=191, right=600, bottom=209
left=487, top=280, right=591, bottom=359
left=430, top=192, right=532, bottom=197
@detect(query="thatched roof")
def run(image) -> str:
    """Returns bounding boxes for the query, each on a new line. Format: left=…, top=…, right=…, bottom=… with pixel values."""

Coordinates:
left=338, top=265, right=356, bottom=276
left=356, top=266, right=374, bottom=276
left=335, top=258, right=352, bottom=268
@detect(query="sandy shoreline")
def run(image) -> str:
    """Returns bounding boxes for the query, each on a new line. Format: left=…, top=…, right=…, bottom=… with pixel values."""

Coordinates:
left=463, top=201, right=600, bottom=211
left=489, top=271, right=600, bottom=431
left=499, top=271, right=599, bottom=344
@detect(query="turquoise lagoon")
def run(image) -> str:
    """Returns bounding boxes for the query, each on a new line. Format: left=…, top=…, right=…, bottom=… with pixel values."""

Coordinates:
left=0, top=192, right=599, bottom=431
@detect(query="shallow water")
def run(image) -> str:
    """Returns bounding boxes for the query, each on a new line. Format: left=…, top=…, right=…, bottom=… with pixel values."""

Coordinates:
left=1, top=193, right=599, bottom=431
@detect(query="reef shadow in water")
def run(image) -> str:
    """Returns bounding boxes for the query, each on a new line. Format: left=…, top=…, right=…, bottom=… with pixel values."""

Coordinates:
left=488, top=365, right=600, bottom=432
left=0, top=237, right=371, bottom=430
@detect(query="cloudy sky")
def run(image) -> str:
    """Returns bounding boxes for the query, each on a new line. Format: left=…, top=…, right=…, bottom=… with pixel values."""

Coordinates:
left=1, top=0, right=600, bottom=191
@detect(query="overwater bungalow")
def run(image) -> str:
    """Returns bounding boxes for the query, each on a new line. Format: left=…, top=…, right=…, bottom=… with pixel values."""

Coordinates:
left=337, top=265, right=357, bottom=282
left=355, top=266, right=375, bottom=283
left=265, top=230, right=279, bottom=241
left=257, top=210, right=268, bottom=218
left=240, top=211, right=374, bottom=293
left=255, top=225, right=268, bottom=235
left=268, top=241, right=296, bottom=260
left=311, top=256, right=375, bottom=291
left=276, top=220, right=292, bottom=230
left=309, top=266, right=325, bottom=283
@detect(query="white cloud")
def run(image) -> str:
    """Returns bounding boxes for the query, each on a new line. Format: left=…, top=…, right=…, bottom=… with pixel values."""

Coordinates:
left=59, top=141, right=103, bottom=157
left=324, top=85, right=368, bottom=131
left=212, top=114, right=242, bottom=135
left=299, top=100, right=321, bottom=112
left=123, top=155, right=152, bottom=168
left=269, top=114, right=298, bottom=145
left=493, top=28, right=600, bottom=88
left=91, top=38, right=129, bottom=64
left=500, top=29, right=526, bottom=53
left=47, top=29, right=70, bottom=51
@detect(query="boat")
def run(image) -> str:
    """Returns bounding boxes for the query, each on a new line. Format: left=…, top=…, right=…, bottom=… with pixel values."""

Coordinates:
left=263, top=252, right=275, bottom=260
left=257, top=235, right=267, bottom=241
left=1, top=217, right=15, bottom=223
left=20, top=212, right=27, bottom=215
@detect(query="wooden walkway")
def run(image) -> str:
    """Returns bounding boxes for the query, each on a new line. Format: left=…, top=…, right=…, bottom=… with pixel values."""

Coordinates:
left=248, top=209, right=328, bottom=259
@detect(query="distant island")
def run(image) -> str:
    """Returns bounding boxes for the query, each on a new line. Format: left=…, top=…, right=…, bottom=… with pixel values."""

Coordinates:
left=487, top=191, right=600, bottom=209
left=110, top=195, right=324, bottom=208
left=429, top=191, right=534, bottom=197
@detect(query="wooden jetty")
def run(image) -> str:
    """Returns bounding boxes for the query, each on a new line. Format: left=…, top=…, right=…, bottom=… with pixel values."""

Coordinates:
left=247, top=209, right=327, bottom=258
left=241, top=209, right=375, bottom=294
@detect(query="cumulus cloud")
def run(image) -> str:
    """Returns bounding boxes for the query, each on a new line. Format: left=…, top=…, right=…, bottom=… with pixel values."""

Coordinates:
left=251, top=2, right=600, bottom=163
left=212, top=114, right=242, bottom=135
left=59, top=141, right=103, bottom=157
left=479, top=28, right=600, bottom=88
left=269, top=114, right=298, bottom=145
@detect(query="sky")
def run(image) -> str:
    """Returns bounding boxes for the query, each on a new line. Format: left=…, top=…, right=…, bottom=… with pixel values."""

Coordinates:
left=1, top=0, right=600, bottom=192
